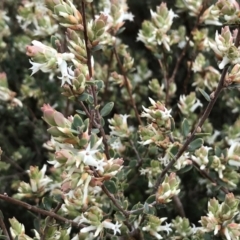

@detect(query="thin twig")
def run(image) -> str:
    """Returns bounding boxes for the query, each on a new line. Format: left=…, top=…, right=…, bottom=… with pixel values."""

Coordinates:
left=153, top=25, right=240, bottom=192
left=129, top=140, right=143, bottom=168
left=101, top=185, right=130, bottom=219
left=164, top=0, right=209, bottom=104
left=113, top=47, right=142, bottom=125
left=81, top=1, right=92, bottom=79
left=172, top=196, right=185, bottom=217
left=0, top=194, right=82, bottom=229
left=2, top=155, right=24, bottom=172
left=153, top=65, right=229, bottom=192
left=191, top=160, right=229, bottom=194
left=80, top=2, right=129, bottom=222
left=0, top=209, right=12, bottom=240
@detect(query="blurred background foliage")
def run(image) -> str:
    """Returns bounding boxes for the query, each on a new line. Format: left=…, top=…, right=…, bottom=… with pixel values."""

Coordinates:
left=0, top=0, right=239, bottom=238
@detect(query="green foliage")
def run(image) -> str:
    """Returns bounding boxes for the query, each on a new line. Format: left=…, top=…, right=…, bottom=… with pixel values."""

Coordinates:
left=0, top=0, right=240, bottom=240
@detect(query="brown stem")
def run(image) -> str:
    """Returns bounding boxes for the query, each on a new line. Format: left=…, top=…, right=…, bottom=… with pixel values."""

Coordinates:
left=165, top=1, right=209, bottom=100
left=81, top=1, right=92, bottom=79
left=173, top=196, right=185, bottom=217
left=153, top=65, right=229, bottom=192
left=80, top=3, right=127, bottom=222
left=129, top=140, right=143, bottom=168
left=153, top=25, right=240, bottom=192
left=101, top=185, right=130, bottom=219
left=191, top=160, right=229, bottom=194
left=0, top=194, right=82, bottom=229
left=113, top=47, right=142, bottom=125
left=81, top=0, right=110, bottom=159
left=0, top=210, right=12, bottom=240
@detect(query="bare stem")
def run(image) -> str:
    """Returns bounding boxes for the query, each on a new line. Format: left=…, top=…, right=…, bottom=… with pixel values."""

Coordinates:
left=153, top=65, right=229, bottom=191
left=101, top=184, right=130, bottom=219
left=0, top=194, right=82, bottom=229
left=81, top=1, right=92, bottom=79
left=154, top=25, right=240, bottom=192
left=80, top=2, right=131, bottom=220
left=129, top=140, right=143, bottom=168
left=191, top=160, right=229, bottom=194
left=0, top=209, right=12, bottom=240
left=172, top=196, right=185, bottom=217
left=113, top=47, right=142, bottom=125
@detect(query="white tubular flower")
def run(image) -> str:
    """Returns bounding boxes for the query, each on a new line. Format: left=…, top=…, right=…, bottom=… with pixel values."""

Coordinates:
left=78, top=138, right=107, bottom=172
left=80, top=217, right=122, bottom=237
left=227, top=142, right=240, bottom=167
left=142, top=216, right=172, bottom=240
left=29, top=60, right=52, bottom=75
left=27, top=40, right=76, bottom=87
left=57, top=58, right=75, bottom=86
left=102, top=220, right=122, bottom=235
left=191, top=146, right=212, bottom=170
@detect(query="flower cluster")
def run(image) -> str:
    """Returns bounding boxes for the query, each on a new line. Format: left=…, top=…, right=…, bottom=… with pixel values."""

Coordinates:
left=137, top=3, right=178, bottom=51
left=214, top=0, right=240, bottom=24
left=0, top=72, right=22, bottom=108
left=17, top=0, right=58, bottom=36
left=156, top=172, right=181, bottom=204
left=200, top=193, right=240, bottom=240
left=14, top=165, right=52, bottom=199
left=209, top=26, right=240, bottom=69
left=142, top=215, right=172, bottom=240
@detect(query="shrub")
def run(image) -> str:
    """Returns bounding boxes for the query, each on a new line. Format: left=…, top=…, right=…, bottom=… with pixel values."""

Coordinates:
left=0, top=0, right=240, bottom=239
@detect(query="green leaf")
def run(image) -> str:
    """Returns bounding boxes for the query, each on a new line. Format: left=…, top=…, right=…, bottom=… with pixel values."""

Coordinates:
left=76, top=110, right=86, bottom=115
left=71, top=114, right=83, bottom=131
left=100, top=102, right=114, bottom=117
left=182, top=118, right=190, bottom=137
left=131, top=203, right=144, bottom=215
left=195, top=132, right=211, bottom=137
left=188, top=138, right=203, bottom=152
left=116, top=27, right=126, bottom=35
left=100, top=117, right=105, bottom=127
left=53, top=194, right=62, bottom=203
left=33, top=218, right=40, bottom=232
left=115, top=211, right=125, bottom=221
left=145, top=194, right=155, bottom=204
left=92, top=44, right=103, bottom=52
left=86, top=95, right=94, bottom=105
left=42, top=197, right=52, bottom=210
left=50, top=36, right=60, bottom=49
left=199, top=88, right=210, bottom=102
left=0, top=235, right=8, bottom=240
left=94, top=80, right=104, bottom=90
left=109, top=148, right=115, bottom=158
left=206, top=156, right=214, bottom=168
left=104, top=180, right=117, bottom=194
left=177, top=165, right=193, bottom=174
left=129, top=160, right=137, bottom=168
left=78, top=92, right=89, bottom=102
left=143, top=202, right=149, bottom=214
left=169, top=145, right=179, bottom=158
left=170, top=117, right=175, bottom=131
left=122, top=200, right=129, bottom=210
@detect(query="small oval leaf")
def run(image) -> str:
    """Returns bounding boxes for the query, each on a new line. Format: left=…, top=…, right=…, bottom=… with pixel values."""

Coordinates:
left=199, top=88, right=210, bottom=102
left=188, top=138, right=203, bottom=152
left=104, top=180, right=117, bottom=194
left=100, top=102, right=114, bottom=117
left=182, top=118, right=190, bottom=137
